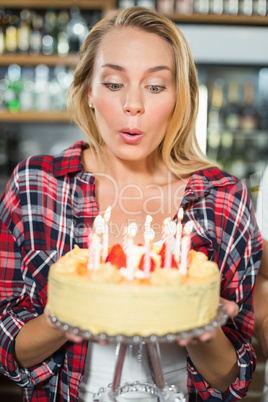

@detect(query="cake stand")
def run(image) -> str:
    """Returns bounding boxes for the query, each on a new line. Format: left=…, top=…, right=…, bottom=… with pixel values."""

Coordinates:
left=48, top=304, right=227, bottom=401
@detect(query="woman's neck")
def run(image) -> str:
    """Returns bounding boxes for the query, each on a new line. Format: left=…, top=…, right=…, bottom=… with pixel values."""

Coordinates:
left=82, top=146, right=174, bottom=188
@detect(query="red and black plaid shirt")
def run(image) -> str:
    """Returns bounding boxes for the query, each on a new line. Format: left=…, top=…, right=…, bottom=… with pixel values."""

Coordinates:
left=0, top=141, right=262, bottom=401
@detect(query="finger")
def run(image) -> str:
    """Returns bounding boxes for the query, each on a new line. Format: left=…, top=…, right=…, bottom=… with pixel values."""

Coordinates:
left=66, top=332, right=84, bottom=343
left=99, top=340, right=109, bottom=346
left=198, top=330, right=217, bottom=342
left=177, top=338, right=198, bottom=347
left=220, top=298, right=239, bottom=318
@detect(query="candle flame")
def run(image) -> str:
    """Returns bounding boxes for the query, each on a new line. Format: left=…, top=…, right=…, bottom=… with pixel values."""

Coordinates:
left=104, top=206, right=111, bottom=222
left=178, top=207, right=184, bottom=221
left=146, top=215, right=153, bottom=223
left=94, top=215, right=104, bottom=235
left=128, top=222, right=137, bottom=237
left=184, top=220, right=194, bottom=235
left=165, top=220, right=176, bottom=236
left=163, top=217, right=171, bottom=226
left=144, top=228, right=155, bottom=241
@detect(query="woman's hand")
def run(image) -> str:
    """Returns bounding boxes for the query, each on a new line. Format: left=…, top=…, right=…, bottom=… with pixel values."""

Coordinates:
left=177, top=298, right=239, bottom=391
left=44, top=306, right=84, bottom=343
left=177, top=297, right=239, bottom=346
left=44, top=307, right=108, bottom=345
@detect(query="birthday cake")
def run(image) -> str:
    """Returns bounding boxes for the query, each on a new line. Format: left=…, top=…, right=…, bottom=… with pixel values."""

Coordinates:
left=47, top=229, right=220, bottom=337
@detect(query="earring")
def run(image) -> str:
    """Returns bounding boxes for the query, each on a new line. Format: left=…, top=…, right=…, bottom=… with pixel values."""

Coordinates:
left=89, top=103, right=93, bottom=109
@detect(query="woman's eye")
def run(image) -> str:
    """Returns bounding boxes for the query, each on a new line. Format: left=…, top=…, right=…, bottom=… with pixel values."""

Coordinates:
left=148, top=85, right=166, bottom=93
left=103, top=83, right=122, bottom=91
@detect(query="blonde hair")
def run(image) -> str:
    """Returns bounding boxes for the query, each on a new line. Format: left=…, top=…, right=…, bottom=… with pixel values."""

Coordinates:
left=67, top=6, right=217, bottom=175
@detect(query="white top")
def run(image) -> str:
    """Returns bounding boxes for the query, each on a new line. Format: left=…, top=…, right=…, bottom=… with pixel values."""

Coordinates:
left=79, top=239, right=188, bottom=401
left=78, top=342, right=188, bottom=401
left=256, top=165, right=268, bottom=241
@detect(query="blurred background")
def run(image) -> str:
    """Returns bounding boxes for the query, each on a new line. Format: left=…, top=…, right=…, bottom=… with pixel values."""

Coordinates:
left=0, top=1, right=267, bottom=401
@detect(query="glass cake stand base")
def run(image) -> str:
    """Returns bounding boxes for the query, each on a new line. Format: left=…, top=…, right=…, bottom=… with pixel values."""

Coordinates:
left=48, top=304, right=227, bottom=402
left=93, top=382, right=186, bottom=402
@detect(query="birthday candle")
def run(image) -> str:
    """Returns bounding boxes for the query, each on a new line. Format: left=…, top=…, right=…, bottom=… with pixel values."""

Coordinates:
left=126, top=222, right=137, bottom=281
left=102, top=206, right=111, bottom=261
left=161, top=217, right=171, bottom=245
left=93, top=215, right=104, bottom=270
left=93, top=233, right=101, bottom=270
left=87, top=228, right=94, bottom=270
left=122, top=224, right=128, bottom=253
left=145, top=215, right=152, bottom=233
left=144, top=227, right=155, bottom=278
left=164, top=221, right=176, bottom=269
left=175, top=207, right=184, bottom=263
left=179, top=222, right=193, bottom=275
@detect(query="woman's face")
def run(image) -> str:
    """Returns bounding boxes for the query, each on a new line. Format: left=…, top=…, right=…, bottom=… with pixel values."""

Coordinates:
left=88, top=27, right=176, bottom=163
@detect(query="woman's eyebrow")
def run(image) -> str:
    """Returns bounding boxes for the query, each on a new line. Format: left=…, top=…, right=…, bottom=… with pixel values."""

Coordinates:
left=101, top=63, right=172, bottom=73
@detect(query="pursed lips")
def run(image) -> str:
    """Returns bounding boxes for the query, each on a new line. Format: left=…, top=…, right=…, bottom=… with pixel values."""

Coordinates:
left=120, top=127, right=143, bottom=136
left=119, top=127, right=144, bottom=143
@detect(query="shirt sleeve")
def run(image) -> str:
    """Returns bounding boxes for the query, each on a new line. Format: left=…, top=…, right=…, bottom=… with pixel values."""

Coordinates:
left=0, top=168, right=64, bottom=389
left=186, top=179, right=263, bottom=401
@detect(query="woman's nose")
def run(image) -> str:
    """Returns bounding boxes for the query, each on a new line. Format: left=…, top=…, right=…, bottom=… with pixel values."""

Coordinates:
left=123, top=90, right=144, bottom=115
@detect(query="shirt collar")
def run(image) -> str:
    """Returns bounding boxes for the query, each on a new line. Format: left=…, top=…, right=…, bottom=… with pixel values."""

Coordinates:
left=52, top=142, right=237, bottom=200
left=183, top=167, right=238, bottom=204
left=52, top=140, right=89, bottom=177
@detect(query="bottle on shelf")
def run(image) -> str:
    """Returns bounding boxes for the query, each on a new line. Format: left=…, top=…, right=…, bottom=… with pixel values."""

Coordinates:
left=42, top=10, right=58, bottom=55
left=258, top=100, right=268, bottom=130
left=207, top=80, right=225, bottom=162
left=0, top=68, right=7, bottom=111
left=136, top=0, right=156, bottom=9
left=66, top=7, right=88, bottom=53
left=223, top=82, right=241, bottom=131
left=258, top=67, right=268, bottom=130
left=0, top=9, right=5, bottom=55
left=49, top=65, right=74, bottom=111
left=193, top=0, right=210, bottom=14
left=4, top=64, right=22, bottom=113
left=57, top=10, right=70, bottom=56
left=118, top=0, right=136, bottom=8
left=175, top=0, right=194, bottom=13
left=209, top=0, right=224, bottom=14
left=223, top=0, right=239, bottom=14
left=207, top=80, right=225, bottom=131
left=34, top=64, right=51, bottom=112
left=19, top=67, right=35, bottom=112
left=239, top=0, right=253, bottom=15
left=29, top=13, right=43, bottom=54
left=57, top=31, right=69, bottom=57
left=18, top=9, right=31, bottom=53
left=5, top=12, right=19, bottom=53
left=240, top=81, right=259, bottom=131
left=0, top=127, right=9, bottom=176
left=253, top=0, right=267, bottom=15
left=0, top=63, right=75, bottom=114
left=157, top=0, right=175, bottom=13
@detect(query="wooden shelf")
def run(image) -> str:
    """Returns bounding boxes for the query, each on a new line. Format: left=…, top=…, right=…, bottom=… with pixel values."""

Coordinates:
left=0, top=53, right=79, bottom=67
left=0, top=111, right=72, bottom=123
left=168, top=13, right=268, bottom=26
left=3, top=1, right=267, bottom=25
left=0, top=0, right=115, bottom=11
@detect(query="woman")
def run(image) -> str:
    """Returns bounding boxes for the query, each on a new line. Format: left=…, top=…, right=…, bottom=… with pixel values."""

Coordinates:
left=0, top=7, right=262, bottom=401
